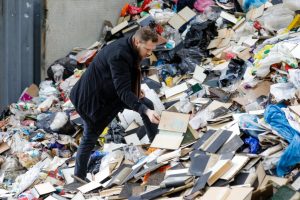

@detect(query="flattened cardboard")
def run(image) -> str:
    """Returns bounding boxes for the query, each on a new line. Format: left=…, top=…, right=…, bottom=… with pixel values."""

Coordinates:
left=77, top=181, right=101, bottom=194
left=165, top=83, right=188, bottom=99
left=33, top=182, right=56, bottom=197
left=233, top=81, right=271, bottom=107
left=289, top=105, right=300, bottom=117
left=151, top=133, right=184, bottom=150
left=111, top=20, right=128, bottom=35
left=168, top=7, right=196, bottom=30
left=193, top=65, right=207, bottom=83
left=158, top=111, right=190, bottom=133
left=61, top=167, right=75, bottom=184
left=0, top=142, right=10, bottom=154
left=201, top=187, right=231, bottom=200
left=220, top=11, right=238, bottom=24
left=221, top=155, right=249, bottom=180
left=207, top=159, right=232, bottom=186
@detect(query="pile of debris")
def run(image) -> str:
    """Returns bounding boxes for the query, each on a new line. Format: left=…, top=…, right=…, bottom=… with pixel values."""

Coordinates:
left=1, top=0, right=300, bottom=199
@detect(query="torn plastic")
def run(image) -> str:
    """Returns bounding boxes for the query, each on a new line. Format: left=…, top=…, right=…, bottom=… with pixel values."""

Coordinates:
left=283, top=0, right=300, bottom=11
left=252, top=43, right=298, bottom=78
left=289, top=69, right=300, bottom=90
left=175, top=47, right=205, bottom=73
left=47, top=57, right=79, bottom=83
left=258, top=4, right=294, bottom=31
left=149, top=8, right=174, bottom=24
left=189, top=108, right=214, bottom=130
left=9, top=134, right=32, bottom=154
left=37, top=96, right=58, bottom=113
left=184, top=21, right=217, bottom=49
left=50, top=64, right=64, bottom=83
left=270, top=83, right=296, bottom=102
left=219, top=59, right=246, bottom=88
left=36, top=112, right=76, bottom=135
left=238, top=114, right=266, bottom=138
left=12, top=160, right=46, bottom=196
left=177, top=94, right=193, bottom=113
left=38, top=81, right=59, bottom=99
left=123, top=145, right=145, bottom=163
left=244, top=136, right=260, bottom=154
left=99, top=150, right=124, bottom=172
left=264, top=104, right=300, bottom=176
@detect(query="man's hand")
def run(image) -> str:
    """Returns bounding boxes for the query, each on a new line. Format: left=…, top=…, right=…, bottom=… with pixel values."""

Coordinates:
left=145, top=109, right=160, bottom=124
left=140, top=89, right=145, bottom=99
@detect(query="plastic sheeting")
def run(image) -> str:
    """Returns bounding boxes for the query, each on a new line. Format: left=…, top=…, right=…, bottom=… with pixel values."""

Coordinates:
left=264, top=104, right=300, bottom=176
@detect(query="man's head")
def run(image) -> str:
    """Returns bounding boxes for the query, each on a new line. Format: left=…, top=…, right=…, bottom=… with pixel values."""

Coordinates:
left=132, top=27, right=158, bottom=59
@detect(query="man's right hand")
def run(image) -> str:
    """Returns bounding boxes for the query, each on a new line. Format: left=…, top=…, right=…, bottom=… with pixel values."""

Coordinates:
left=145, top=109, right=160, bottom=124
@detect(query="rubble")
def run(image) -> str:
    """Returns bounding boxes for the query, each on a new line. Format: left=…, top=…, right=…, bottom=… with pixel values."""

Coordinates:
left=1, top=0, right=300, bottom=199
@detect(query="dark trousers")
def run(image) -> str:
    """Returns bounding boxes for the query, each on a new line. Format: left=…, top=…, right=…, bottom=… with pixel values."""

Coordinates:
left=74, top=97, right=158, bottom=179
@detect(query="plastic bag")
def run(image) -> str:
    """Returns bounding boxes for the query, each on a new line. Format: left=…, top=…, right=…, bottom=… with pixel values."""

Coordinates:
left=283, top=0, right=300, bottom=12
left=149, top=8, right=174, bottom=24
left=219, top=59, right=246, bottom=88
left=270, top=83, right=296, bottom=102
left=244, top=136, right=260, bottom=154
left=252, top=43, right=298, bottom=78
left=264, top=104, right=300, bottom=176
left=123, top=145, right=145, bottom=163
left=258, top=4, right=294, bottom=31
left=239, top=114, right=267, bottom=138
left=175, top=47, right=206, bottom=73
left=99, top=150, right=124, bottom=172
left=194, top=0, right=215, bottom=12
left=289, top=69, right=300, bottom=89
left=243, top=0, right=267, bottom=12
left=177, top=94, right=193, bottom=113
left=189, top=108, right=214, bottom=130
left=51, top=64, right=64, bottom=83
left=38, top=81, right=59, bottom=99
left=12, top=160, right=46, bottom=196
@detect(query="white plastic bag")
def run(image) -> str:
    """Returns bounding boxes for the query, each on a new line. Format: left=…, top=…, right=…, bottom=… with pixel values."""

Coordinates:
left=283, top=0, right=300, bottom=11
left=270, top=82, right=296, bottom=102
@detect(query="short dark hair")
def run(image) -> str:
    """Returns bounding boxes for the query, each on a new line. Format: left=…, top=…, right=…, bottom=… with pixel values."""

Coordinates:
left=134, top=26, right=158, bottom=43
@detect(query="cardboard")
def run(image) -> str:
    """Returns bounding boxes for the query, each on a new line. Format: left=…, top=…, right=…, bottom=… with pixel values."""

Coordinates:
left=151, top=132, right=184, bottom=150
left=233, top=81, right=271, bottom=107
left=168, top=6, right=196, bottom=30
left=32, top=182, right=56, bottom=198
left=158, top=111, right=190, bottom=133
left=221, top=155, right=249, bottom=180
left=77, top=181, right=101, bottom=194
left=0, top=142, right=10, bottom=154
left=220, top=11, right=238, bottom=24
left=165, top=82, right=188, bottom=99
left=111, top=20, right=128, bottom=35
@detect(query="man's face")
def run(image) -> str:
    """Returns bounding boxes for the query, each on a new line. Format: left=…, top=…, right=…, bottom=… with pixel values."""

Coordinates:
left=135, top=39, right=157, bottom=59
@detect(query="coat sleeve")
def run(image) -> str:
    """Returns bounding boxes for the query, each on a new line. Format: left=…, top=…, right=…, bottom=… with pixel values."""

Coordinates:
left=109, top=54, right=149, bottom=115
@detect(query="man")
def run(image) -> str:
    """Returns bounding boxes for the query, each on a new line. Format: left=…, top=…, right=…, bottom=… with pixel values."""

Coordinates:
left=69, top=27, right=161, bottom=181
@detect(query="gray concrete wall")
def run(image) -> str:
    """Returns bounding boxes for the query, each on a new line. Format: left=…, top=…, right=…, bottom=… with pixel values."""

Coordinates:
left=44, top=0, right=134, bottom=78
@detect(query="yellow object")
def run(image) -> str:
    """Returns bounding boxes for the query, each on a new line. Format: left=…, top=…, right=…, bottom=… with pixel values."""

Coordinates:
left=165, top=76, right=173, bottom=87
left=286, top=14, right=300, bottom=32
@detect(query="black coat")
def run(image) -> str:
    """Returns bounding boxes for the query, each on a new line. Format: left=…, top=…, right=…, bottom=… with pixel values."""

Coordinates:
left=70, top=36, right=149, bottom=128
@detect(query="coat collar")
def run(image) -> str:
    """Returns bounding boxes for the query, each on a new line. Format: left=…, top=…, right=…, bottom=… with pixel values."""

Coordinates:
left=127, top=35, right=141, bottom=64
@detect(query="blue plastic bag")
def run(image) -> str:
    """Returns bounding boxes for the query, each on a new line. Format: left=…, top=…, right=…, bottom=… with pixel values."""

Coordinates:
left=264, top=104, right=300, bottom=176
left=243, top=0, right=267, bottom=11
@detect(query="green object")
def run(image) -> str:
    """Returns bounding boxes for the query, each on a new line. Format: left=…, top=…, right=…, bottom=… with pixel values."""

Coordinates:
left=140, top=11, right=149, bottom=17
left=270, top=185, right=299, bottom=200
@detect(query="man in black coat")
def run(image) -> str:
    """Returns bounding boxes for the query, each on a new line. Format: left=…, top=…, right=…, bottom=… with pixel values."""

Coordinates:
left=70, top=27, right=160, bottom=180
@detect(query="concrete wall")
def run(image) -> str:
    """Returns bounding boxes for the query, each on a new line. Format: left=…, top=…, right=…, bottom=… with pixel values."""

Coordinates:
left=44, top=0, right=134, bottom=78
